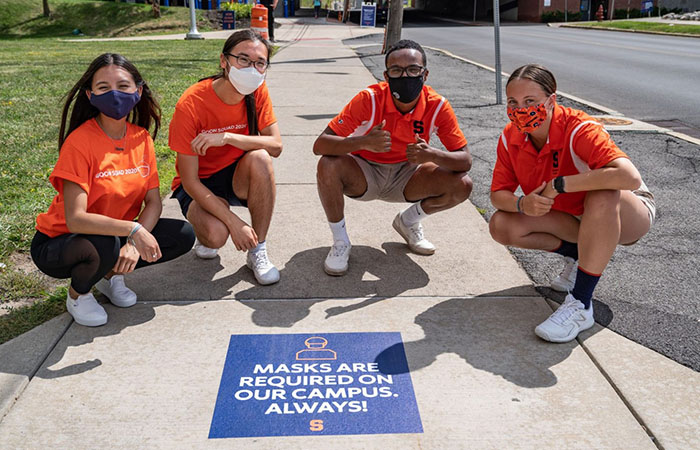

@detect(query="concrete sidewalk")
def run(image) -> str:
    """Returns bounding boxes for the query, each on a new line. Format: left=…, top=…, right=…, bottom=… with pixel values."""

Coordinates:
left=1, top=19, right=699, bottom=449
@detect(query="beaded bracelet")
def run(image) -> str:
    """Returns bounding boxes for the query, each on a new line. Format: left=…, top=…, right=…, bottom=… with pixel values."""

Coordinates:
left=516, top=195, right=525, bottom=214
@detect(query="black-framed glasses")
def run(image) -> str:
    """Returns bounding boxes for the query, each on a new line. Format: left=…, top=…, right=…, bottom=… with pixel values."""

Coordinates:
left=225, top=52, right=269, bottom=72
left=386, top=65, right=425, bottom=79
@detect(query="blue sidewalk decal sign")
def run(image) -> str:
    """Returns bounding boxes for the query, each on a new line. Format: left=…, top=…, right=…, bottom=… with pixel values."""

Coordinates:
left=209, top=332, right=423, bottom=438
left=361, top=3, right=377, bottom=28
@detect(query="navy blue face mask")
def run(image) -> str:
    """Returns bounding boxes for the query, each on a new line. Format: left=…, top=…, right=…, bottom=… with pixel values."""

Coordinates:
left=89, top=90, right=141, bottom=120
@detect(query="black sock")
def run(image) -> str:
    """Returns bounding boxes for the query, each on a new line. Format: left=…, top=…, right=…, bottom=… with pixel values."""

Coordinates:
left=571, top=268, right=600, bottom=309
left=552, top=240, right=578, bottom=261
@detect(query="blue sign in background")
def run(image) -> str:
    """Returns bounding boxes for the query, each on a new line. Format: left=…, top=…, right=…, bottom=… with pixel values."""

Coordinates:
left=209, top=332, right=423, bottom=438
left=361, top=4, right=377, bottom=28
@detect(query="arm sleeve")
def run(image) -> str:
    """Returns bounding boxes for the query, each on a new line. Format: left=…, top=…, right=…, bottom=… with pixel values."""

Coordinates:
left=50, top=141, right=92, bottom=194
left=168, top=99, right=199, bottom=156
left=435, top=99, right=468, bottom=151
left=327, top=89, right=373, bottom=137
left=490, top=132, right=519, bottom=193
left=255, top=82, right=277, bottom=131
left=571, top=122, right=629, bottom=170
left=145, top=135, right=160, bottom=190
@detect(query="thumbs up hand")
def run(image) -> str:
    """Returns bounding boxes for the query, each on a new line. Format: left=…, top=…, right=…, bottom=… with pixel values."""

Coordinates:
left=363, top=120, right=392, bottom=153
left=406, top=133, right=434, bottom=164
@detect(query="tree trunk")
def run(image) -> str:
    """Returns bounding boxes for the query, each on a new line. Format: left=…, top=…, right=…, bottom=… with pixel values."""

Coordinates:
left=42, top=0, right=50, bottom=17
left=342, top=0, right=350, bottom=22
left=384, top=0, right=404, bottom=52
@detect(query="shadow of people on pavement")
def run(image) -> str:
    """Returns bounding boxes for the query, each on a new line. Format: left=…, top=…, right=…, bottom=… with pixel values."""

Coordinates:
left=237, top=243, right=430, bottom=328
left=374, top=288, right=606, bottom=388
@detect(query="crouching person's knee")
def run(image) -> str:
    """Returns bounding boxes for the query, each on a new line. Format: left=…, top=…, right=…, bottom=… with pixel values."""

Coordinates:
left=489, top=210, right=512, bottom=245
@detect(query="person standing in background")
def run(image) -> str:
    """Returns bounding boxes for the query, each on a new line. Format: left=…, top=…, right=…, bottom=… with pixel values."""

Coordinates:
left=259, top=0, right=279, bottom=42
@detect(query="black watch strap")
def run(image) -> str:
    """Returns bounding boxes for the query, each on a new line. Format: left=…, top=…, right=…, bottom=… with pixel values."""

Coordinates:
left=553, top=176, right=566, bottom=194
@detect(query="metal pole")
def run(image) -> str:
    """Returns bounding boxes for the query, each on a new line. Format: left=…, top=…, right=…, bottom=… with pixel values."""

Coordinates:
left=493, top=0, right=502, bottom=104
left=565, top=0, right=568, bottom=22
left=185, top=0, right=204, bottom=39
left=473, top=0, right=477, bottom=22
left=609, top=0, right=614, bottom=19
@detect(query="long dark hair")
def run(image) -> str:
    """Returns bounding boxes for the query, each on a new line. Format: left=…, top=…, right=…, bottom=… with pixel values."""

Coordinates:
left=506, top=64, right=557, bottom=96
left=59, top=53, right=162, bottom=150
left=200, top=29, right=272, bottom=136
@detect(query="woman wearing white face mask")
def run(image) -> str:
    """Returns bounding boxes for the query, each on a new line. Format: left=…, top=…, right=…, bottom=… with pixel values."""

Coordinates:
left=488, top=64, right=655, bottom=343
left=169, top=30, right=283, bottom=286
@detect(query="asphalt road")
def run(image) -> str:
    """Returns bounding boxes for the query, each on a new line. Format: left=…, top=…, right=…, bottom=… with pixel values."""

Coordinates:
left=400, top=21, right=700, bottom=138
left=346, top=34, right=700, bottom=372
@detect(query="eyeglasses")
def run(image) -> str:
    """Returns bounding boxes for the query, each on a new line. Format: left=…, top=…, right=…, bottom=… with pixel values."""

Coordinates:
left=225, top=53, right=269, bottom=72
left=386, top=65, right=425, bottom=79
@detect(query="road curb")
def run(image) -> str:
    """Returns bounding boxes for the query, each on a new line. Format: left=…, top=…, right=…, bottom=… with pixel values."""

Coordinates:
left=553, top=22, right=700, bottom=39
left=424, top=45, right=700, bottom=146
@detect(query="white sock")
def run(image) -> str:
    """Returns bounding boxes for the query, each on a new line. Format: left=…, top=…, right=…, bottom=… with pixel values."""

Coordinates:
left=401, top=202, right=427, bottom=226
left=250, top=240, right=266, bottom=254
left=329, top=218, right=350, bottom=244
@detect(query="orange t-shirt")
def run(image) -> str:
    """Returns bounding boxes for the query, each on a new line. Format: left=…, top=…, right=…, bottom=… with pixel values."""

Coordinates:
left=36, top=119, right=159, bottom=238
left=327, top=82, right=467, bottom=164
left=491, top=105, right=629, bottom=216
left=168, top=78, right=277, bottom=190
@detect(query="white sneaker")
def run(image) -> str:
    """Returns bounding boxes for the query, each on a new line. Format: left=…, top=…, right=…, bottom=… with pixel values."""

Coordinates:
left=246, top=248, right=280, bottom=285
left=324, top=240, right=351, bottom=276
left=95, top=275, right=137, bottom=308
left=194, top=239, right=218, bottom=259
left=535, top=294, right=594, bottom=343
left=392, top=213, right=435, bottom=255
left=551, top=257, right=577, bottom=292
left=66, top=292, right=107, bottom=327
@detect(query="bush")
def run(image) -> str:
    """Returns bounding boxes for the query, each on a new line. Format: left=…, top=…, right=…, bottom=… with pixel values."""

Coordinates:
left=220, top=2, right=254, bottom=18
left=541, top=10, right=582, bottom=22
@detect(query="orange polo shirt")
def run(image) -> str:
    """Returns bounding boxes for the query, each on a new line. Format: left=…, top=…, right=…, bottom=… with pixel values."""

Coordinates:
left=36, top=119, right=159, bottom=238
left=328, top=82, right=467, bottom=164
left=491, top=105, right=629, bottom=216
left=168, top=78, right=277, bottom=190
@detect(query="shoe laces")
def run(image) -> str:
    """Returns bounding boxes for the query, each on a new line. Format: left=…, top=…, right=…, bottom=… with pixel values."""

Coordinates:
left=330, top=241, right=350, bottom=258
left=549, top=297, right=584, bottom=326
left=560, top=258, right=577, bottom=282
left=250, top=249, right=273, bottom=270
left=407, top=222, right=425, bottom=241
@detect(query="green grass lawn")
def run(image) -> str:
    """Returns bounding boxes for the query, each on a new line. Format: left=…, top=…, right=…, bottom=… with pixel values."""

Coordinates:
left=575, top=20, right=700, bottom=35
left=0, top=37, right=226, bottom=343
left=0, top=0, right=214, bottom=39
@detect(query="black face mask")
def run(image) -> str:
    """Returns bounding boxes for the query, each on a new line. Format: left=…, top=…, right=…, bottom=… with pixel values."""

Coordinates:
left=387, top=76, right=424, bottom=104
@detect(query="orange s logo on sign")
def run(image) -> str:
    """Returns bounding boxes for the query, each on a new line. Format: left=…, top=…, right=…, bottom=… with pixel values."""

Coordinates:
left=309, top=419, right=324, bottom=431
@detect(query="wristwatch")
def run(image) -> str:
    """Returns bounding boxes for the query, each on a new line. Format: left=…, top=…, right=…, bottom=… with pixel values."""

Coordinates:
left=553, top=176, right=566, bottom=194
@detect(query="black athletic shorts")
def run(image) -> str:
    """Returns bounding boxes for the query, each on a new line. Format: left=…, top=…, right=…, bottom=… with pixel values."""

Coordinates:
left=171, top=160, right=247, bottom=218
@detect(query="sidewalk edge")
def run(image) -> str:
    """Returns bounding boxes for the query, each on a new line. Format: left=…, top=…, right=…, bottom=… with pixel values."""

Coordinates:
left=0, top=313, right=73, bottom=423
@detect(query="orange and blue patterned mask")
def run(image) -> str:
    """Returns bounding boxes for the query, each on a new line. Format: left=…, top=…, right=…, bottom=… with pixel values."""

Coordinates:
left=507, top=103, right=548, bottom=134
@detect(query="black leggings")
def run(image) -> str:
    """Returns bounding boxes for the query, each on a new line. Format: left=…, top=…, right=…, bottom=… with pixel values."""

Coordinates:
left=31, top=218, right=195, bottom=295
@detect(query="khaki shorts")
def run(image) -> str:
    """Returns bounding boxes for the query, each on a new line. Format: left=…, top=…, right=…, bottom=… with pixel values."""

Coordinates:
left=349, top=155, right=419, bottom=203
left=574, top=187, right=656, bottom=246
left=633, top=187, right=656, bottom=228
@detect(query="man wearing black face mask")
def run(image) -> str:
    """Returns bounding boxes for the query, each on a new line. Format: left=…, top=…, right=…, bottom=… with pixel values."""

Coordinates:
left=313, top=40, right=473, bottom=276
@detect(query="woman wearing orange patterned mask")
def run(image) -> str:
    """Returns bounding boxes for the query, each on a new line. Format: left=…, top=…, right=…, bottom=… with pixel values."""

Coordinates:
left=489, top=64, right=655, bottom=343
left=31, top=53, right=194, bottom=327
